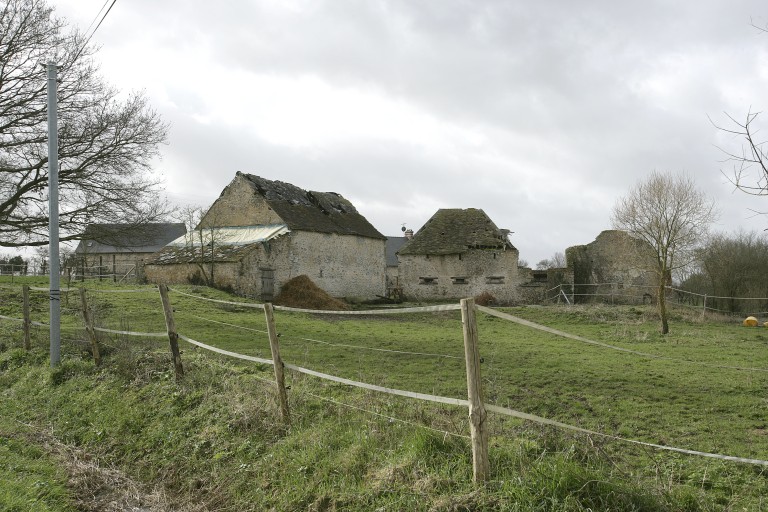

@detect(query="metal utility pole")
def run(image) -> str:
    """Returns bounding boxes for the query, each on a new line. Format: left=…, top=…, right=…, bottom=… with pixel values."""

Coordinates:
left=46, top=61, right=60, bottom=367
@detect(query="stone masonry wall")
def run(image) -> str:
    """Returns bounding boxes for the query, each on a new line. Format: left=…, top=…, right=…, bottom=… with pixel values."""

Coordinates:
left=566, top=230, right=657, bottom=304
left=283, top=231, right=385, bottom=300
left=199, top=174, right=283, bottom=228
left=398, top=248, right=520, bottom=303
left=145, top=231, right=385, bottom=301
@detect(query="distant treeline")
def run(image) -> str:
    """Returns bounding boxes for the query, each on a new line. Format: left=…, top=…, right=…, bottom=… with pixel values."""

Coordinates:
left=679, top=231, right=768, bottom=314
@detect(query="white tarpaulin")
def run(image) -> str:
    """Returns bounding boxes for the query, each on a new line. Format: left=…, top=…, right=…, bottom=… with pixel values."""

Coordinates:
left=167, top=225, right=290, bottom=247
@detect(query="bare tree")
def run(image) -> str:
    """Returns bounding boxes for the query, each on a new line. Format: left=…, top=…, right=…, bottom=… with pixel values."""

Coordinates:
left=710, top=22, right=768, bottom=202
left=0, top=0, right=169, bottom=248
left=536, top=251, right=566, bottom=270
left=694, top=230, right=768, bottom=314
left=711, top=109, right=768, bottom=199
left=176, top=205, right=224, bottom=286
left=612, top=171, right=718, bottom=334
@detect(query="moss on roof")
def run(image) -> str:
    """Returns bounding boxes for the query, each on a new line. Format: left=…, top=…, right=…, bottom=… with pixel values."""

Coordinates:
left=398, top=208, right=515, bottom=256
left=239, top=173, right=385, bottom=240
left=146, top=243, right=254, bottom=265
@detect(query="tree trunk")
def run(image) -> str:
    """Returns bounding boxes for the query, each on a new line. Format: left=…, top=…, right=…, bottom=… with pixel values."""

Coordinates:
left=658, top=279, right=669, bottom=334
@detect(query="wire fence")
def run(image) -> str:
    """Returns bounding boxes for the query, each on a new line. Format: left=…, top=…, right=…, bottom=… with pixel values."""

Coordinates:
left=544, top=282, right=768, bottom=317
left=1, top=283, right=768, bottom=479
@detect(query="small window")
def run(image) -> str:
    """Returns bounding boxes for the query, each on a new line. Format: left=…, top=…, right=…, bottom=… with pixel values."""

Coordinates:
left=486, top=276, right=505, bottom=285
left=452, top=276, right=468, bottom=285
left=419, top=277, right=437, bottom=285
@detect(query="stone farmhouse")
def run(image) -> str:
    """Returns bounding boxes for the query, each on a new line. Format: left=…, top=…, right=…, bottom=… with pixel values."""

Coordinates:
left=396, top=208, right=521, bottom=302
left=144, top=173, right=387, bottom=301
left=74, top=223, right=186, bottom=280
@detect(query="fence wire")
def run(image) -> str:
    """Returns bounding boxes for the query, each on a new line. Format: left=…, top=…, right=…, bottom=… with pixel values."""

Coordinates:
left=3, top=283, right=768, bottom=467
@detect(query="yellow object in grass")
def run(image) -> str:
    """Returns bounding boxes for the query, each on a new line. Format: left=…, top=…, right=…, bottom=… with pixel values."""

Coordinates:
left=743, top=316, right=758, bottom=327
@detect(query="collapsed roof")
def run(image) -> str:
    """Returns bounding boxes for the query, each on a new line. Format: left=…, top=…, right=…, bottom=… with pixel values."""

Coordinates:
left=238, top=173, right=385, bottom=240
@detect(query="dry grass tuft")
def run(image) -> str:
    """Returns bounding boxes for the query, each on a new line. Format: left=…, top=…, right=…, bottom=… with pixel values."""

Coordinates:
left=14, top=428, right=208, bottom=512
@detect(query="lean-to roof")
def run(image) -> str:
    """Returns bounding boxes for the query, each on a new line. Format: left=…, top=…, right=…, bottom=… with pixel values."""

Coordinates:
left=147, top=225, right=290, bottom=265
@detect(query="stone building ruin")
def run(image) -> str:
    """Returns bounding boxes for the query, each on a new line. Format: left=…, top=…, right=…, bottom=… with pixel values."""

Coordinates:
left=565, top=230, right=658, bottom=303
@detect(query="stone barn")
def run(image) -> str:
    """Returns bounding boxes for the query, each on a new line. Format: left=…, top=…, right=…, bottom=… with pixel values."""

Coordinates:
left=145, top=173, right=387, bottom=301
left=565, top=230, right=658, bottom=303
left=74, top=223, right=187, bottom=281
left=396, top=208, right=520, bottom=303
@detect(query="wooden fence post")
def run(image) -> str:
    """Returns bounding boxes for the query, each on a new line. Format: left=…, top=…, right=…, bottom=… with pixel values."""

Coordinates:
left=460, top=297, right=490, bottom=483
left=22, top=285, right=31, bottom=350
left=264, top=302, right=290, bottom=424
left=158, top=284, right=184, bottom=381
left=78, top=287, right=102, bottom=365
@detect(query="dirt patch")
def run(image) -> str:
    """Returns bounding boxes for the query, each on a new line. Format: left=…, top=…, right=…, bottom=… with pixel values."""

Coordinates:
left=273, top=275, right=349, bottom=311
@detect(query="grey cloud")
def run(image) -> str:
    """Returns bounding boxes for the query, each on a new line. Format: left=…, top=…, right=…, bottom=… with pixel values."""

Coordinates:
left=55, top=0, right=768, bottom=264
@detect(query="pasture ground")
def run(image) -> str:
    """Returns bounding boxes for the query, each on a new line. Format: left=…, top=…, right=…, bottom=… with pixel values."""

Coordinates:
left=1, top=277, right=767, bottom=510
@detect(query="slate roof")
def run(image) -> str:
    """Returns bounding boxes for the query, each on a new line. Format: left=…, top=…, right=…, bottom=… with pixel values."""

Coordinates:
left=397, top=208, right=515, bottom=256
left=239, top=173, right=385, bottom=240
left=385, top=237, right=408, bottom=266
left=75, top=223, right=187, bottom=255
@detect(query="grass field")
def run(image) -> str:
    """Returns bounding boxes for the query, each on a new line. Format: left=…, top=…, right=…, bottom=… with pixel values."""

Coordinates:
left=1, top=277, right=767, bottom=510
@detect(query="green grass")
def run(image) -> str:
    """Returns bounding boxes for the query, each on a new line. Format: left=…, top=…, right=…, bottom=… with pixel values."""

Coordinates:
left=0, top=427, right=76, bottom=512
left=1, top=279, right=768, bottom=509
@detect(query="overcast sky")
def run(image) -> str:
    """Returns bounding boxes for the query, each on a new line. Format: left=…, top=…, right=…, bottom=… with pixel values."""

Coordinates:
left=54, top=0, right=768, bottom=265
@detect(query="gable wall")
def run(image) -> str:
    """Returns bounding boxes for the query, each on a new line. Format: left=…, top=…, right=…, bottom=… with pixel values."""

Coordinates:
left=200, top=174, right=283, bottom=227
left=284, top=231, right=385, bottom=299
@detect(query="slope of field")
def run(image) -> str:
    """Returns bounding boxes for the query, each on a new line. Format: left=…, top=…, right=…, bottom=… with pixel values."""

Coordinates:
left=1, top=278, right=767, bottom=510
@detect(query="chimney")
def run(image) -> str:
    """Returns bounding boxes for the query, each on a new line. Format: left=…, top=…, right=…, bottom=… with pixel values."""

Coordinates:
left=404, top=229, right=414, bottom=240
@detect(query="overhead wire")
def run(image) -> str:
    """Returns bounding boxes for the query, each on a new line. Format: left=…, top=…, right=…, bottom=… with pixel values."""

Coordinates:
left=71, top=0, right=118, bottom=64
left=80, top=0, right=112, bottom=39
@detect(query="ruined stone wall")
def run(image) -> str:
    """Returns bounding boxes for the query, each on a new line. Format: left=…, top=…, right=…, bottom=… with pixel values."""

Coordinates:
left=513, top=267, right=575, bottom=304
left=144, top=261, right=211, bottom=285
left=566, top=230, right=657, bottom=304
left=398, top=248, right=520, bottom=303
